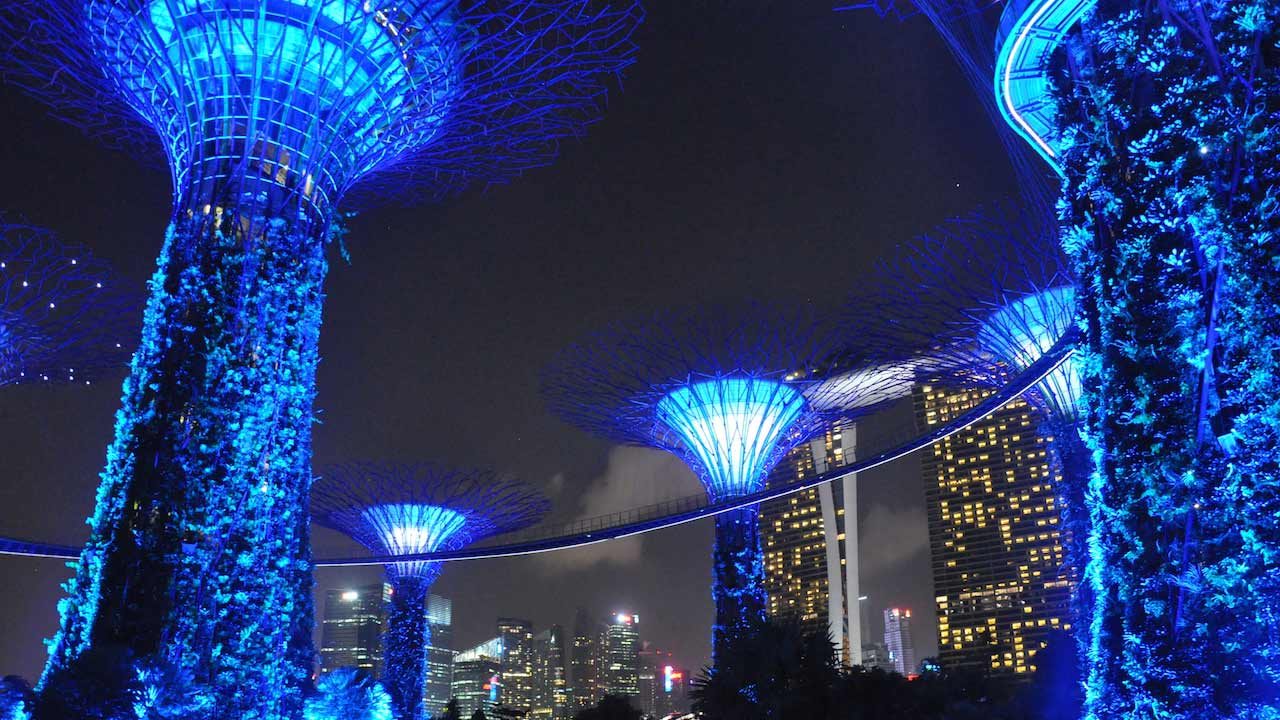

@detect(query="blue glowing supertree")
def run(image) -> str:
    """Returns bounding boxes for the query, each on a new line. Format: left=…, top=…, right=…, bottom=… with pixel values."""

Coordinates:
left=0, top=222, right=136, bottom=388
left=312, top=462, right=547, bottom=720
left=541, top=303, right=914, bottom=660
left=0, top=0, right=638, bottom=714
left=850, top=200, right=1087, bottom=683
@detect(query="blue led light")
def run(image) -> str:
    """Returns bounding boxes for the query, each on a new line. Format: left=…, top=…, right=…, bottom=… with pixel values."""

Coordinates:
left=977, top=285, right=1081, bottom=419
left=92, top=0, right=458, bottom=212
left=361, top=503, right=467, bottom=579
left=656, top=376, right=806, bottom=500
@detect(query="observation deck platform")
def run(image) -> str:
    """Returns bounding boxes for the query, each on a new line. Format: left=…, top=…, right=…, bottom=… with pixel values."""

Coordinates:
left=994, top=0, right=1094, bottom=173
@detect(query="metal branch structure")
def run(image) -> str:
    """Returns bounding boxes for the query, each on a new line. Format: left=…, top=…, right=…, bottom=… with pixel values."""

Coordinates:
left=312, top=462, right=546, bottom=720
left=0, top=1, right=639, bottom=715
left=541, top=302, right=915, bottom=660
left=0, top=222, right=137, bottom=387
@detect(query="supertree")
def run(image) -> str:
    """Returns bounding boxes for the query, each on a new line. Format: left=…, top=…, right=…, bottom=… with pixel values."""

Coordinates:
left=541, top=303, right=915, bottom=660
left=0, top=221, right=136, bottom=388
left=312, top=462, right=548, bottom=720
left=0, top=0, right=639, bottom=714
left=849, top=200, right=1087, bottom=676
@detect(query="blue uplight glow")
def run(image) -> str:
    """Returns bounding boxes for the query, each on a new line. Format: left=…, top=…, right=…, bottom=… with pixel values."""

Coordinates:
left=92, top=0, right=458, bottom=211
left=361, top=503, right=467, bottom=579
left=656, top=376, right=806, bottom=500
left=977, top=285, right=1081, bottom=419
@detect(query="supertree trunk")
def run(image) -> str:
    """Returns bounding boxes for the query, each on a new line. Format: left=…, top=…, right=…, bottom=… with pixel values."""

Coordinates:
left=711, top=505, right=768, bottom=662
left=1055, top=0, right=1280, bottom=715
left=385, top=576, right=432, bottom=720
left=37, top=195, right=328, bottom=719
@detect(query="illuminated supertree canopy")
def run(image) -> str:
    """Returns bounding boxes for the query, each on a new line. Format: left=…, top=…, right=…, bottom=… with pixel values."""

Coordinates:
left=0, top=222, right=136, bottom=388
left=312, top=462, right=547, bottom=720
left=541, top=303, right=912, bottom=660
left=0, top=1, right=639, bottom=715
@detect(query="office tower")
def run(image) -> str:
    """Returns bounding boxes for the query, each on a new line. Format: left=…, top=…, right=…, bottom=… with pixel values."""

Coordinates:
left=499, top=618, right=537, bottom=713
left=319, top=583, right=389, bottom=675
left=861, top=643, right=894, bottom=673
left=605, top=613, right=641, bottom=699
left=883, top=608, right=916, bottom=675
left=638, top=645, right=688, bottom=719
left=452, top=638, right=504, bottom=718
left=761, top=421, right=863, bottom=664
left=532, top=625, right=569, bottom=719
left=570, top=608, right=606, bottom=712
left=915, top=384, right=1074, bottom=677
left=424, top=595, right=455, bottom=718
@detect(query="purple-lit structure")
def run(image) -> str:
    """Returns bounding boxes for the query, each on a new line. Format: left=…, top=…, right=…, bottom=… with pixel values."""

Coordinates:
left=541, top=304, right=912, bottom=660
left=0, top=0, right=637, bottom=713
left=312, top=462, right=547, bottom=720
left=0, top=222, right=135, bottom=387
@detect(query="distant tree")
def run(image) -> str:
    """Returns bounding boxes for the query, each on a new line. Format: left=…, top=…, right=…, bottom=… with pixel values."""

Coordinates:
left=437, top=698, right=462, bottom=720
left=304, top=668, right=392, bottom=720
left=470, top=709, right=487, bottom=720
left=0, top=676, right=33, bottom=720
left=573, top=694, right=641, bottom=720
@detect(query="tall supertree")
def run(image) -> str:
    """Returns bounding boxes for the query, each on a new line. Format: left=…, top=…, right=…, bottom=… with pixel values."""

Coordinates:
left=541, top=304, right=914, bottom=660
left=0, top=0, right=639, bottom=714
left=0, top=221, right=136, bottom=388
left=850, top=200, right=1087, bottom=675
left=1039, top=0, right=1280, bottom=713
left=312, top=462, right=548, bottom=720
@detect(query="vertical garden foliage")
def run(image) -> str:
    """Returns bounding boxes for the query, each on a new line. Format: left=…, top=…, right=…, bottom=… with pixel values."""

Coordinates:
left=712, top=507, right=769, bottom=661
left=38, top=207, right=328, bottom=719
left=1055, top=0, right=1280, bottom=715
left=383, top=576, right=433, bottom=720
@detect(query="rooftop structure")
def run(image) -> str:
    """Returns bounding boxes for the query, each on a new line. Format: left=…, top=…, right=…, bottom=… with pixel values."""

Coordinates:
left=313, top=462, right=548, bottom=720
left=0, top=222, right=135, bottom=387
left=0, top=0, right=638, bottom=711
left=542, top=303, right=910, bottom=659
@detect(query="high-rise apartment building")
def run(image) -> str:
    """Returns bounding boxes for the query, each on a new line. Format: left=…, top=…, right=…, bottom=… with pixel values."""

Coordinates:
left=319, top=582, right=389, bottom=675
left=915, top=383, right=1075, bottom=677
left=498, top=618, right=536, bottom=713
left=760, top=422, right=864, bottom=663
left=570, top=608, right=606, bottom=712
left=424, top=594, right=455, bottom=717
left=604, top=612, right=640, bottom=699
left=883, top=607, right=915, bottom=675
left=532, top=624, right=569, bottom=719
left=453, top=637, right=504, bottom=718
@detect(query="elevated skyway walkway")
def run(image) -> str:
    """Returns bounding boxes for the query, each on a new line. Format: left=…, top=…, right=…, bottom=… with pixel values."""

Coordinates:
left=0, top=329, right=1078, bottom=566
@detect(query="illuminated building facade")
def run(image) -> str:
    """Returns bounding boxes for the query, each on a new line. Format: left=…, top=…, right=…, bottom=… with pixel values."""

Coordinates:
left=760, top=421, right=863, bottom=664
left=570, top=608, right=606, bottom=712
left=915, top=384, right=1074, bottom=677
left=637, top=645, right=686, bottom=719
left=424, top=594, right=455, bottom=718
left=499, top=618, right=536, bottom=714
left=532, top=625, right=569, bottom=719
left=605, top=613, right=641, bottom=699
left=883, top=608, right=916, bottom=675
left=319, top=583, right=389, bottom=676
left=452, top=637, right=504, bottom=719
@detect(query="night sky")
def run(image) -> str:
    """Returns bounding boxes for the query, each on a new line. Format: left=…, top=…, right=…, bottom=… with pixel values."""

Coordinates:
left=0, top=2, right=1019, bottom=680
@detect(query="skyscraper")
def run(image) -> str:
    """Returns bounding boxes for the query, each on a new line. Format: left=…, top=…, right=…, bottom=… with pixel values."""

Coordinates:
left=532, top=625, right=569, bottom=719
left=760, top=422, right=863, bottom=663
left=570, top=608, right=606, bottom=712
left=499, top=618, right=537, bottom=713
left=452, top=637, right=504, bottom=718
left=883, top=608, right=916, bottom=676
left=637, top=645, right=687, bottom=719
left=915, top=383, right=1074, bottom=677
left=319, top=583, right=389, bottom=675
left=425, top=594, right=455, bottom=718
left=604, top=613, right=641, bottom=699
